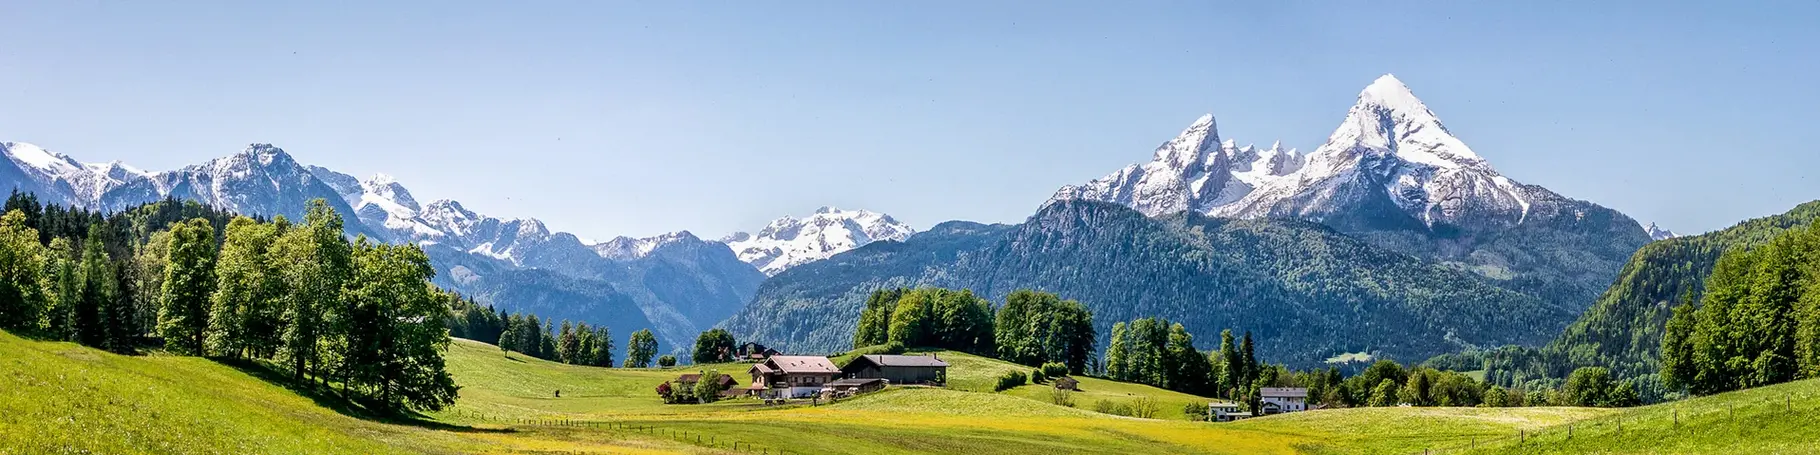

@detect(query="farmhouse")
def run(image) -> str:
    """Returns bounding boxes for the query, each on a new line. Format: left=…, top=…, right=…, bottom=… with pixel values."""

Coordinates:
left=674, top=373, right=738, bottom=391
left=839, top=354, right=949, bottom=385
left=747, top=355, right=840, bottom=399
left=738, top=342, right=780, bottom=361
left=1260, top=387, right=1309, bottom=414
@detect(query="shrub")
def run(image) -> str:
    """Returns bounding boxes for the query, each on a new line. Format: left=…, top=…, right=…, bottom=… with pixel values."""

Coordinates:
left=1092, top=399, right=1132, bottom=416
left=656, top=382, right=676, bottom=404
left=1131, top=396, right=1160, bottom=419
left=658, top=355, right=677, bottom=367
left=994, top=371, right=1028, bottom=392
left=1040, top=362, right=1069, bottom=378
left=694, top=370, right=727, bottom=404
left=1050, top=388, right=1076, bottom=407
left=1031, top=368, right=1047, bottom=384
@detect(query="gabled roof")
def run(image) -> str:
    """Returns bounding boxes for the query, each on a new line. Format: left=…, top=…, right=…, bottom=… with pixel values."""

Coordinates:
left=764, top=356, right=839, bottom=374
left=850, top=354, right=950, bottom=368
left=1261, top=387, right=1309, bottom=398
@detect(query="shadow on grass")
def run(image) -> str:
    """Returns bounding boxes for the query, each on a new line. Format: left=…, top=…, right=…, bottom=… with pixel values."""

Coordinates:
left=213, top=358, right=513, bottom=434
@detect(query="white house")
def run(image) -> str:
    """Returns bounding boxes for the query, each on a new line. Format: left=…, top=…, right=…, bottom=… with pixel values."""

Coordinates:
left=1260, top=387, right=1309, bottom=414
left=1208, top=403, right=1252, bottom=422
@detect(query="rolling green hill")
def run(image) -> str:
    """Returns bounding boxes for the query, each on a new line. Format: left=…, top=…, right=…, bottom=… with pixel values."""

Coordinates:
left=10, top=329, right=1811, bottom=454
left=1453, top=378, right=1820, bottom=454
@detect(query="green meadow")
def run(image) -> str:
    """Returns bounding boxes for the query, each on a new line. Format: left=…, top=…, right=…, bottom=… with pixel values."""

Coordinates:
left=5, top=331, right=1816, bottom=454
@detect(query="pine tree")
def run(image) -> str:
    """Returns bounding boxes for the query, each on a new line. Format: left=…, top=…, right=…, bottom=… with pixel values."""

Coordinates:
left=1217, top=329, right=1239, bottom=398
left=75, top=226, right=118, bottom=349
left=592, top=326, right=615, bottom=367
left=1240, top=331, right=1258, bottom=387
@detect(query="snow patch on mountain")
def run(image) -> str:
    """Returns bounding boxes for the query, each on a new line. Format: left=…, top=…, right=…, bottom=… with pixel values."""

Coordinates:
left=2, top=141, right=151, bottom=202
left=723, top=207, right=915, bottom=275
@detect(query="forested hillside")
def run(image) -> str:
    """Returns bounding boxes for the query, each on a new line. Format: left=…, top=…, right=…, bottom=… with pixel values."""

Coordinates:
left=1464, top=201, right=1820, bottom=389
left=722, top=200, right=1568, bottom=367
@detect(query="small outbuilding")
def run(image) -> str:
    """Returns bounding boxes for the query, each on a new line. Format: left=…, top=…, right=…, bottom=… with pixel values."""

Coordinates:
left=840, top=354, right=949, bottom=386
left=1052, top=376, right=1080, bottom=391
left=822, top=378, right=888, bottom=396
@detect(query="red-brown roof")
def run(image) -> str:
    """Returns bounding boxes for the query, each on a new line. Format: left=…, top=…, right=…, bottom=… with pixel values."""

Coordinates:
left=763, top=356, right=839, bottom=374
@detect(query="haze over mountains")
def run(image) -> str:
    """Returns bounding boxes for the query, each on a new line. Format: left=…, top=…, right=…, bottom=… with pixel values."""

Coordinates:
left=0, top=140, right=897, bottom=355
left=727, top=75, right=1654, bottom=365
left=2, top=74, right=1688, bottom=365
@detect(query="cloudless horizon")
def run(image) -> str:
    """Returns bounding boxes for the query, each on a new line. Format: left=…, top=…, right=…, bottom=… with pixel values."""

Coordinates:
left=3, top=1, right=1817, bottom=240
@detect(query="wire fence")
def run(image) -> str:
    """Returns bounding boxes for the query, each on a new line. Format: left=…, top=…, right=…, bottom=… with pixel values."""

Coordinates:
left=1401, top=390, right=1815, bottom=455
left=445, top=409, right=802, bottom=455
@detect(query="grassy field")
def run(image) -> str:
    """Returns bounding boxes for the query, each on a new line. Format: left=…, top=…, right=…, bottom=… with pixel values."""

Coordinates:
left=6, top=330, right=1816, bottom=454
left=1445, top=377, right=1820, bottom=455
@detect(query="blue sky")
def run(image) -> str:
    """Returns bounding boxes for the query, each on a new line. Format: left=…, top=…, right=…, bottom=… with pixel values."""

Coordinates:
left=2, top=1, right=1816, bottom=239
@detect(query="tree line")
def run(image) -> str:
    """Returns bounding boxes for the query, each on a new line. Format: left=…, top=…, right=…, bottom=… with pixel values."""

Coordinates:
left=1661, top=220, right=1820, bottom=396
left=0, top=193, right=456, bottom=413
left=445, top=298, right=620, bottom=367
left=852, top=288, right=1096, bottom=373
left=1093, top=314, right=1640, bottom=412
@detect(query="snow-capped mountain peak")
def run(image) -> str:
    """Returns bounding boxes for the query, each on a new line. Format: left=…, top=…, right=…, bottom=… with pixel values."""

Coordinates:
left=1644, top=222, right=1678, bottom=241
left=1052, top=74, right=1551, bottom=232
left=359, top=173, right=420, bottom=212
left=1318, top=74, right=1483, bottom=171
left=723, top=207, right=915, bottom=275
left=593, top=231, right=701, bottom=261
left=5, top=141, right=83, bottom=175
left=2, top=141, right=152, bottom=202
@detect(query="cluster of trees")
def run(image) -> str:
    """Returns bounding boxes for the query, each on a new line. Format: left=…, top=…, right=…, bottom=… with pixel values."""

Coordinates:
left=1103, top=318, right=1231, bottom=396
left=624, top=329, right=659, bottom=368
left=447, top=287, right=633, bottom=369
left=1466, top=202, right=1820, bottom=402
left=1661, top=221, right=1820, bottom=396
left=0, top=193, right=236, bottom=352
left=0, top=194, right=457, bottom=413
left=850, top=288, right=1095, bottom=373
left=994, top=290, right=1096, bottom=373
left=692, top=328, right=736, bottom=364
left=1259, top=359, right=1636, bottom=410
left=852, top=288, right=995, bottom=355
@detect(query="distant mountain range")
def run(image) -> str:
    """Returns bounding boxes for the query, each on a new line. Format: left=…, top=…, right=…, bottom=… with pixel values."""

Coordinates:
left=0, top=140, right=898, bottom=356
left=4, top=74, right=1678, bottom=367
left=725, top=75, right=1654, bottom=366
left=1051, top=74, right=1651, bottom=316
left=723, top=207, right=915, bottom=275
